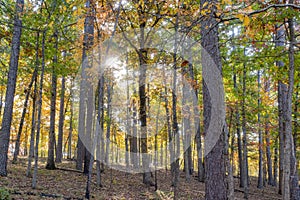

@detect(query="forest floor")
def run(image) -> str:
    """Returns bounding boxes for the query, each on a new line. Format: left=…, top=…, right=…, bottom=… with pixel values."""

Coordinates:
left=0, top=157, right=282, bottom=200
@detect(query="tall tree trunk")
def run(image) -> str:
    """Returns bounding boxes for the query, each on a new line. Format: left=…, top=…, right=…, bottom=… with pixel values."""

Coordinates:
left=125, top=55, right=130, bottom=170
left=32, top=30, right=46, bottom=189
left=257, top=70, right=263, bottom=189
left=200, top=1, right=227, bottom=199
left=13, top=68, right=38, bottom=163
left=96, top=71, right=104, bottom=187
left=192, top=66, right=204, bottom=182
left=162, top=66, right=173, bottom=175
left=242, top=58, right=249, bottom=199
left=56, top=76, right=65, bottom=163
left=265, top=81, right=274, bottom=186
left=76, top=0, right=94, bottom=172
left=138, top=19, right=152, bottom=185
left=233, top=66, right=243, bottom=188
left=286, top=9, right=299, bottom=199
left=0, top=0, right=24, bottom=176
left=131, top=90, right=138, bottom=168
left=275, top=20, right=286, bottom=196
left=273, top=139, right=278, bottom=187
left=105, top=80, right=112, bottom=165
left=67, top=78, right=74, bottom=159
left=46, top=29, right=58, bottom=170
left=182, top=65, right=191, bottom=182
left=172, top=10, right=180, bottom=200
left=265, top=126, right=273, bottom=187
left=26, top=32, right=39, bottom=177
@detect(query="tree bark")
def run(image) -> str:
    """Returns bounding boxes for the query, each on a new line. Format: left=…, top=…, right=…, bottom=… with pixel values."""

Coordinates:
left=13, top=68, right=37, bottom=163
left=275, top=20, right=286, bottom=195
left=56, top=76, right=65, bottom=163
left=26, top=32, right=39, bottom=177
left=32, top=30, right=46, bottom=189
left=201, top=0, right=227, bottom=199
left=67, top=78, right=74, bottom=159
left=241, top=57, right=249, bottom=199
left=286, top=8, right=299, bottom=199
left=0, top=0, right=24, bottom=176
left=105, top=80, right=112, bottom=165
left=257, top=70, right=263, bottom=189
left=46, top=29, right=58, bottom=170
left=76, top=0, right=94, bottom=171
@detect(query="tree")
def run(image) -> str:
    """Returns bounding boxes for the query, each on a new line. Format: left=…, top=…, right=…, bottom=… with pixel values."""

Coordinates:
left=46, top=28, right=58, bottom=170
left=0, top=0, right=24, bottom=176
left=200, top=0, right=227, bottom=199
left=56, top=76, right=65, bottom=163
left=76, top=0, right=95, bottom=173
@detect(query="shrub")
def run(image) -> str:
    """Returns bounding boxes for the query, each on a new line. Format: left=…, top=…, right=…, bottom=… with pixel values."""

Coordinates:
left=0, top=187, right=10, bottom=200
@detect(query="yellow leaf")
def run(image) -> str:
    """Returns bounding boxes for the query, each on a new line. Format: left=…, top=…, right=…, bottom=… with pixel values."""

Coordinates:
left=243, top=15, right=250, bottom=26
left=203, top=2, right=208, bottom=8
left=236, top=14, right=244, bottom=21
left=222, top=0, right=232, bottom=5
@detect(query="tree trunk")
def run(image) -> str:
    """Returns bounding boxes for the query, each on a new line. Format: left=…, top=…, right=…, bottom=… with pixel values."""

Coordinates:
left=46, top=29, right=58, bottom=170
left=76, top=0, right=94, bottom=172
left=265, top=112, right=274, bottom=186
left=32, top=30, right=46, bottom=189
left=125, top=55, right=130, bottom=169
left=273, top=140, right=278, bottom=187
left=105, top=80, right=112, bottom=165
left=0, top=0, right=24, bottom=176
left=162, top=66, right=173, bottom=176
left=201, top=1, right=227, bottom=199
left=131, top=91, right=138, bottom=168
left=67, top=78, right=74, bottom=159
left=56, top=76, right=65, bottom=163
left=233, top=66, right=243, bottom=188
left=182, top=65, right=191, bottom=182
left=172, top=11, right=180, bottom=200
left=26, top=32, right=39, bottom=177
left=275, top=20, right=286, bottom=195
left=242, top=58, right=249, bottom=199
left=257, top=70, right=263, bottom=189
left=138, top=20, right=152, bottom=185
left=13, top=68, right=37, bottom=163
left=286, top=9, right=299, bottom=199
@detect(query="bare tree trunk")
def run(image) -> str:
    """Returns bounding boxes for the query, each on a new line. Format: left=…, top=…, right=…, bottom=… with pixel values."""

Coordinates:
left=191, top=66, right=204, bottom=182
left=242, top=59, right=249, bottom=199
left=265, top=110, right=274, bottom=186
left=67, top=78, right=74, bottom=159
left=56, top=76, right=65, bottom=163
left=275, top=20, right=286, bottom=195
left=257, top=70, right=263, bottom=189
left=125, top=54, right=130, bottom=170
left=32, top=30, right=46, bottom=189
left=233, top=65, right=243, bottom=188
left=13, top=68, right=37, bottom=163
left=182, top=65, right=191, bottom=182
left=286, top=9, right=299, bottom=199
left=273, top=139, right=278, bottom=187
left=0, top=0, right=24, bottom=176
left=26, top=32, right=39, bottom=177
left=76, top=0, right=94, bottom=172
left=162, top=66, right=173, bottom=175
left=201, top=0, right=227, bottom=199
left=138, top=20, right=152, bottom=185
left=46, top=29, right=58, bottom=170
left=172, top=10, right=181, bottom=200
left=105, top=80, right=112, bottom=165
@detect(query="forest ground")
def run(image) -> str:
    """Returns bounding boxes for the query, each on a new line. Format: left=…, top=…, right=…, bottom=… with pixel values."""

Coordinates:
left=0, top=157, right=282, bottom=200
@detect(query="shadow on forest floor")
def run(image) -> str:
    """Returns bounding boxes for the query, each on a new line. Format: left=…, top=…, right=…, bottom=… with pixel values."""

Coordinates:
left=0, top=157, right=282, bottom=200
